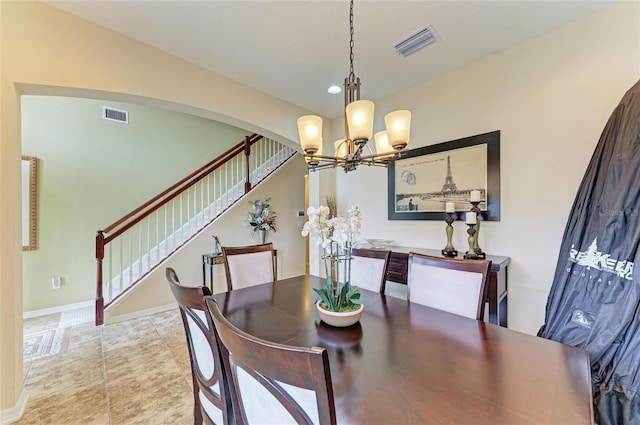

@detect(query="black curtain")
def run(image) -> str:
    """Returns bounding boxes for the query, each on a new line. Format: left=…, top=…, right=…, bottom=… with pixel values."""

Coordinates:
left=539, top=79, right=640, bottom=424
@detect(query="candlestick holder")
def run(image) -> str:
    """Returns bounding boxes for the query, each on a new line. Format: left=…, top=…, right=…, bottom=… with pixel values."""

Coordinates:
left=469, top=201, right=486, bottom=258
left=441, top=212, right=457, bottom=257
left=463, top=223, right=485, bottom=260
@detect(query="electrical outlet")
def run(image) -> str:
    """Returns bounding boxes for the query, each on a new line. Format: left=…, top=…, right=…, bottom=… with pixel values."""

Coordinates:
left=52, top=276, right=61, bottom=289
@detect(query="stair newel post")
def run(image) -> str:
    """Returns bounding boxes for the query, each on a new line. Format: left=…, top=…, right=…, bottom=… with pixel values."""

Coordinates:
left=244, top=136, right=252, bottom=194
left=95, top=230, right=105, bottom=326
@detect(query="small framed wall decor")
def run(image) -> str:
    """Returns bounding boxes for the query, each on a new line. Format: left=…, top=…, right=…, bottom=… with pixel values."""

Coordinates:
left=22, top=155, right=38, bottom=250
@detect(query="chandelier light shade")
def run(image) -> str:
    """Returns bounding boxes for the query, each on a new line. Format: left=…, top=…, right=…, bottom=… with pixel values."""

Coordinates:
left=334, top=139, right=348, bottom=159
left=297, top=0, right=411, bottom=172
left=384, top=110, right=411, bottom=150
left=374, top=131, right=395, bottom=159
left=345, top=99, right=374, bottom=144
left=297, top=115, right=323, bottom=154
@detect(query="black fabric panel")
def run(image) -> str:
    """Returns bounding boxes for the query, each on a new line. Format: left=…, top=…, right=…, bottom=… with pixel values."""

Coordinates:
left=540, top=79, right=640, bottom=423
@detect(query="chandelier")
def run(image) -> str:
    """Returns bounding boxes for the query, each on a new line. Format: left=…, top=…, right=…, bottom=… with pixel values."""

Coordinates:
left=297, top=0, right=411, bottom=173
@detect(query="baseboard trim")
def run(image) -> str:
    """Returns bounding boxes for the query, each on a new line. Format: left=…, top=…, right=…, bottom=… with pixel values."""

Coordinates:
left=23, top=300, right=93, bottom=319
left=0, top=389, right=29, bottom=425
left=104, top=302, right=177, bottom=325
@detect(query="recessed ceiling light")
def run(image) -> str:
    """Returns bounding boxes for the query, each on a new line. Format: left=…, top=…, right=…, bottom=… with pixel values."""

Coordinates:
left=327, top=85, right=342, bottom=95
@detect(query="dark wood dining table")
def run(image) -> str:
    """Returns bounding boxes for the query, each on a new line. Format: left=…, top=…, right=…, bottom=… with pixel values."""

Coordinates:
left=213, top=274, right=593, bottom=424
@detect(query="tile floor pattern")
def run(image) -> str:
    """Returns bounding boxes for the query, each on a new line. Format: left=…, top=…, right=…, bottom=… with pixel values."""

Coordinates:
left=18, top=307, right=194, bottom=424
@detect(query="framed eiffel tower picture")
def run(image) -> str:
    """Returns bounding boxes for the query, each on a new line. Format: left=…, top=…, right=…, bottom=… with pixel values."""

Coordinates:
left=388, top=130, right=500, bottom=221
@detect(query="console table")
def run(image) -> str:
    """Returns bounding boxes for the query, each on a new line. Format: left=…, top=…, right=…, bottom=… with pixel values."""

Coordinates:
left=382, top=246, right=510, bottom=327
left=202, top=253, right=224, bottom=290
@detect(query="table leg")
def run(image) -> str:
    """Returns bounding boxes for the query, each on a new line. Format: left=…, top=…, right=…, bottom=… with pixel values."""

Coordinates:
left=209, top=263, right=214, bottom=292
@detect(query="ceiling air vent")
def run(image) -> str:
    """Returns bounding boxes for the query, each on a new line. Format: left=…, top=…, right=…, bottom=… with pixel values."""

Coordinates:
left=102, top=106, right=129, bottom=124
left=394, top=26, right=438, bottom=57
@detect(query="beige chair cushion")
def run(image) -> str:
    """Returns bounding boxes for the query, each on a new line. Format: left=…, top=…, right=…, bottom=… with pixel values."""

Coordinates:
left=187, top=310, right=223, bottom=424
left=408, top=263, right=484, bottom=320
left=226, top=250, right=274, bottom=290
left=235, top=366, right=320, bottom=425
left=350, top=255, right=387, bottom=292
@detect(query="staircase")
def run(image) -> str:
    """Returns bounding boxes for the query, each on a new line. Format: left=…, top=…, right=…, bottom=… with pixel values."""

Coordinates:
left=94, top=134, right=297, bottom=325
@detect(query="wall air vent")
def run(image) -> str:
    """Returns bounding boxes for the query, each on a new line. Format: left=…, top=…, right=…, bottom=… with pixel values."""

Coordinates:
left=102, top=106, right=129, bottom=124
left=394, top=25, right=438, bottom=57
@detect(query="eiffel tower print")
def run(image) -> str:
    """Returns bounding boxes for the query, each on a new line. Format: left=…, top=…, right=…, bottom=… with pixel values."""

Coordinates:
left=441, top=155, right=458, bottom=193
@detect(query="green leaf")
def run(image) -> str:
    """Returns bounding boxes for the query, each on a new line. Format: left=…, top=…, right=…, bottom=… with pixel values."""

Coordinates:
left=313, top=287, right=332, bottom=309
left=349, top=290, right=362, bottom=306
left=339, top=282, right=350, bottom=308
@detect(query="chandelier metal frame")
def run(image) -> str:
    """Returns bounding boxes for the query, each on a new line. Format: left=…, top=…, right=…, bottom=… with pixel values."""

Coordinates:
left=298, top=0, right=411, bottom=173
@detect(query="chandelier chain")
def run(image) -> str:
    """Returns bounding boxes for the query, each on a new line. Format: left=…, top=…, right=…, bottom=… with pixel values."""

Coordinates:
left=348, top=0, right=355, bottom=83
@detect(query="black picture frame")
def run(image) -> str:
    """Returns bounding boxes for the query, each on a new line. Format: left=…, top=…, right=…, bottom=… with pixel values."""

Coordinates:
left=388, top=130, right=500, bottom=221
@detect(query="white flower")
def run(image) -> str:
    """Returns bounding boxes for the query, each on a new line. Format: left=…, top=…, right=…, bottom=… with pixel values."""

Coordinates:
left=301, top=205, right=362, bottom=251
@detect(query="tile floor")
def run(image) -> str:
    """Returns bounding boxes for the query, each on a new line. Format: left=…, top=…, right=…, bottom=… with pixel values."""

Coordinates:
left=18, top=306, right=194, bottom=424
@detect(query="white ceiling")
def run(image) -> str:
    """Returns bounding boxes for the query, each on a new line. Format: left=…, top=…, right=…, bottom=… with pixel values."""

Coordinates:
left=46, top=0, right=613, bottom=118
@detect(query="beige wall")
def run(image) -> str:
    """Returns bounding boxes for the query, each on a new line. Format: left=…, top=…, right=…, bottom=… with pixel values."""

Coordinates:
left=333, top=2, right=640, bottom=335
left=2, top=0, right=639, bottom=418
left=0, top=1, right=24, bottom=417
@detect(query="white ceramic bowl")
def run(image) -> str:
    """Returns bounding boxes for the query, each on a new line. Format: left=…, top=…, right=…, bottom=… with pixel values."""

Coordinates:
left=365, top=238, right=393, bottom=249
left=316, top=301, right=364, bottom=327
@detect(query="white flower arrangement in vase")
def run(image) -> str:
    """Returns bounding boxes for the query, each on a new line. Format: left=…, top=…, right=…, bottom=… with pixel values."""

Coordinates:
left=301, top=205, right=363, bottom=313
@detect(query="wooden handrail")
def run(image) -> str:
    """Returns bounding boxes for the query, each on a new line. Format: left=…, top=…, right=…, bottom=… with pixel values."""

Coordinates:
left=102, top=133, right=262, bottom=241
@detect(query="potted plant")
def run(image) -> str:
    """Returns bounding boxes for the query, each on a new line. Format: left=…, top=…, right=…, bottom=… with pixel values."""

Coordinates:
left=247, top=197, right=277, bottom=244
left=301, top=205, right=363, bottom=326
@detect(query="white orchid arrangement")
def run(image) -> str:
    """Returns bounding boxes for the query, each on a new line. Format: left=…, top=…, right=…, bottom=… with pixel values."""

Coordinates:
left=301, top=205, right=363, bottom=312
left=301, top=205, right=362, bottom=250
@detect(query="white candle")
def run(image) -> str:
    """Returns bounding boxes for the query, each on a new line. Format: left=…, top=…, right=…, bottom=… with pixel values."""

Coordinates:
left=466, top=211, right=477, bottom=224
left=470, top=190, right=481, bottom=202
left=445, top=202, right=455, bottom=213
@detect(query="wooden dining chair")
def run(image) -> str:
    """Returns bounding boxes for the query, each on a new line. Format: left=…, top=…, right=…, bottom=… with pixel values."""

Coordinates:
left=165, top=268, right=233, bottom=425
left=205, top=297, right=337, bottom=425
left=166, top=266, right=181, bottom=285
left=350, top=248, right=391, bottom=293
left=407, top=253, right=492, bottom=320
left=221, top=243, right=276, bottom=291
